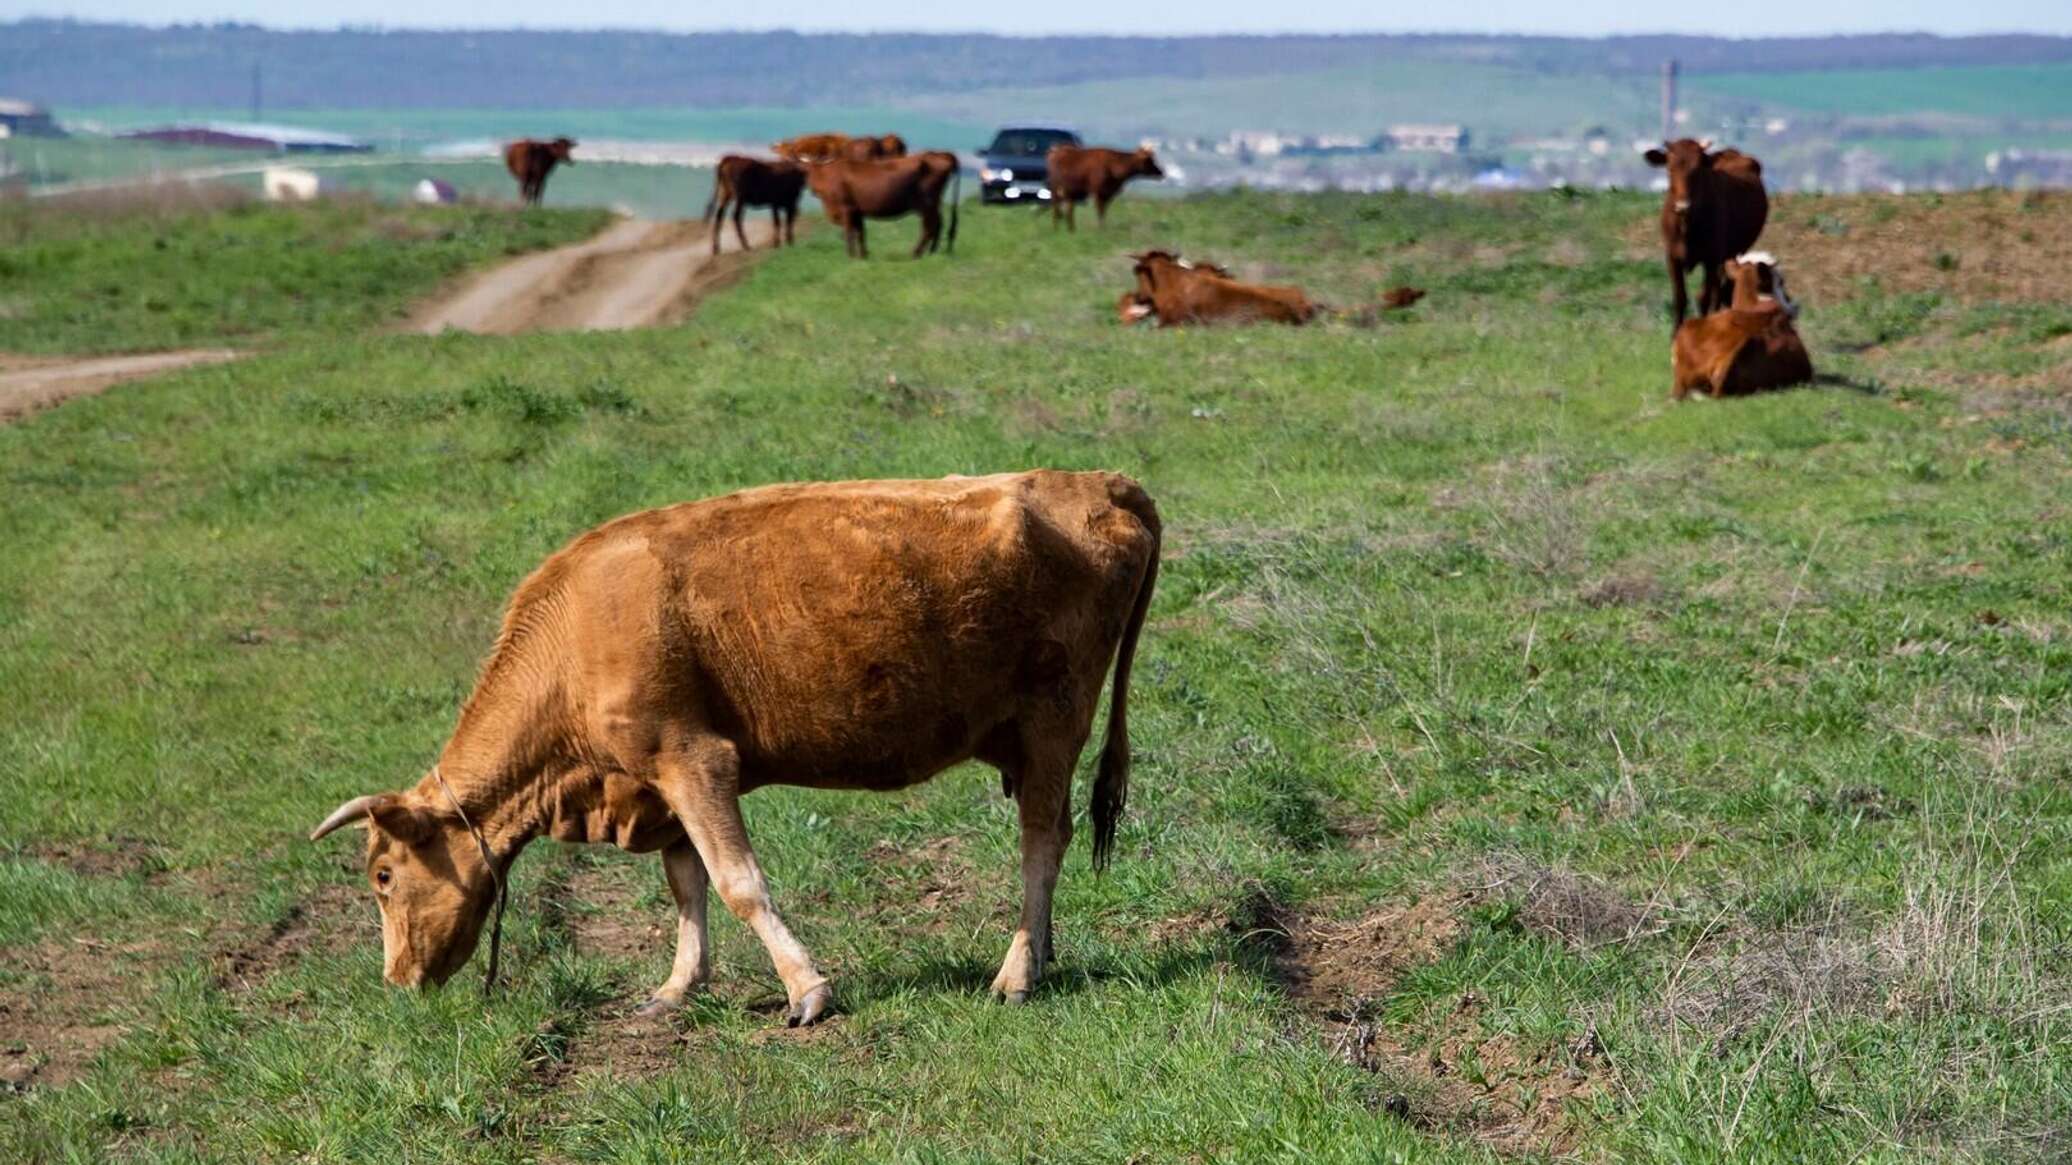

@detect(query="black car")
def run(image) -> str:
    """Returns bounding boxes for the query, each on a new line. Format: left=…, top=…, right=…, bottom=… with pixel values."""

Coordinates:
left=977, top=125, right=1082, bottom=205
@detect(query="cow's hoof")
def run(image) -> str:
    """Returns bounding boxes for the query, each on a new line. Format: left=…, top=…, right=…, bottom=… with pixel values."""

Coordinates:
left=633, top=995, right=677, bottom=1019
left=786, top=983, right=834, bottom=1027
left=996, top=989, right=1030, bottom=1006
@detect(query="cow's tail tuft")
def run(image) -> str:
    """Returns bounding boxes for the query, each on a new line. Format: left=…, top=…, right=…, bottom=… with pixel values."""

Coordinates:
left=1091, top=485, right=1160, bottom=872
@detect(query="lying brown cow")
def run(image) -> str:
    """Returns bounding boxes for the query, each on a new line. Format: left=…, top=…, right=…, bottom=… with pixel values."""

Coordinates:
left=702, top=155, right=807, bottom=255
left=807, top=152, right=961, bottom=259
left=1645, top=138, right=1768, bottom=327
left=1047, top=145, right=1163, bottom=230
left=311, top=471, right=1161, bottom=1023
left=773, top=133, right=851, bottom=164
left=1122, top=251, right=1321, bottom=326
left=842, top=133, right=909, bottom=161
left=504, top=137, right=575, bottom=207
left=1670, top=251, right=1812, bottom=400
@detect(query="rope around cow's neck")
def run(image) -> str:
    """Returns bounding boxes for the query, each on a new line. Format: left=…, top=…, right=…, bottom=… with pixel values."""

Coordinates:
left=431, top=766, right=508, bottom=995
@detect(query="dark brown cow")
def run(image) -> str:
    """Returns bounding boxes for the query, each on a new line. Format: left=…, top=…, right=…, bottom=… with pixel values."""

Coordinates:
left=1644, top=138, right=1768, bottom=327
left=504, top=137, right=575, bottom=207
left=773, top=133, right=851, bottom=164
left=702, top=155, right=807, bottom=255
left=841, top=134, right=909, bottom=161
left=1124, top=251, right=1320, bottom=326
left=806, top=152, right=962, bottom=259
left=1670, top=251, right=1813, bottom=400
left=308, top=471, right=1161, bottom=1023
left=1047, top=146, right=1163, bottom=230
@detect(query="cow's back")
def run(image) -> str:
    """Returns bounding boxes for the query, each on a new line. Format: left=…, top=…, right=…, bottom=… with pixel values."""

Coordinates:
left=546, top=472, right=1156, bottom=790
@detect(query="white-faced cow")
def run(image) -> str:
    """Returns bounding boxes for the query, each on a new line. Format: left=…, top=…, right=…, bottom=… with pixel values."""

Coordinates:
left=310, top=471, right=1160, bottom=1024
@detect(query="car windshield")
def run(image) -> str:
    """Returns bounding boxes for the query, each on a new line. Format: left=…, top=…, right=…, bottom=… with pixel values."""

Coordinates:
left=987, top=129, right=1077, bottom=157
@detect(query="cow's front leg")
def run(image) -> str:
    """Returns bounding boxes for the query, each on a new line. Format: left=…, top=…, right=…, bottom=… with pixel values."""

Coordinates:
left=991, top=751, right=1073, bottom=1004
left=635, top=840, right=711, bottom=1016
left=655, top=741, right=833, bottom=1026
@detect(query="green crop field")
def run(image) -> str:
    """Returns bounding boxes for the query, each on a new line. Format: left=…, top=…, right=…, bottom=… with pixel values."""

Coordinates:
left=1688, top=63, right=2072, bottom=122
left=2, top=186, right=2070, bottom=1162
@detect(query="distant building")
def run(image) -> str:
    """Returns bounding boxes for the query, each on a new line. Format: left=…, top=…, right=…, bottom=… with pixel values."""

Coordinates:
left=1379, top=124, right=1468, bottom=154
left=119, top=121, right=370, bottom=154
left=0, top=98, right=64, bottom=139
left=262, top=166, right=323, bottom=201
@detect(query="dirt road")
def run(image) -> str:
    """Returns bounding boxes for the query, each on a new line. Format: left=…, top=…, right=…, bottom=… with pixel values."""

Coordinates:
left=0, top=350, right=245, bottom=422
left=412, top=216, right=771, bottom=336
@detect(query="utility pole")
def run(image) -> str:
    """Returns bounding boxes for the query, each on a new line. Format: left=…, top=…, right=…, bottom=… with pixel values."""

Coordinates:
left=1660, top=59, right=1678, bottom=143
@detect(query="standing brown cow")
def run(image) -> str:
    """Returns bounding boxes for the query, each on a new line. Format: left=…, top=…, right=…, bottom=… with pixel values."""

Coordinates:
left=841, top=134, right=909, bottom=161
left=1047, top=146, right=1163, bottom=230
left=702, top=155, right=807, bottom=255
left=504, top=137, right=576, bottom=207
left=807, top=152, right=962, bottom=259
left=1644, top=138, right=1768, bottom=327
left=309, top=471, right=1161, bottom=1024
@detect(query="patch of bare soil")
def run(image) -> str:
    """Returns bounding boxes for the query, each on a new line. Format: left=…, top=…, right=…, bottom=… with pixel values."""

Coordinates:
left=0, top=937, right=165, bottom=1091
left=24, top=836, right=167, bottom=881
left=211, top=881, right=373, bottom=991
left=1250, top=891, right=1608, bottom=1157
left=558, top=864, right=671, bottom=963
left=1625, top=191, right=2072, bottom=306
left=1471, top=856, right=1664, bottom=949
left=0, top=349, right=243, bottom=423
left=410, top=216, right=770, bottom=336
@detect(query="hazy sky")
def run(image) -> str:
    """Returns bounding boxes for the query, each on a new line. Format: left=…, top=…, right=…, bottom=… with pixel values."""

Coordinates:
left=7, top=1, right=2071, bottom=37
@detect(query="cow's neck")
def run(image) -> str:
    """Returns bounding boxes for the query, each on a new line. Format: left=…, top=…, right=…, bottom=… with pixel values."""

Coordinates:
left=419, top=623, right=582, bottom=862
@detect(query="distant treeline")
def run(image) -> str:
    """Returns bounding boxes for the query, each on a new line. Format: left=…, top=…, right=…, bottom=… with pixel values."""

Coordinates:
left=5, top=20, right=2071, bottom=111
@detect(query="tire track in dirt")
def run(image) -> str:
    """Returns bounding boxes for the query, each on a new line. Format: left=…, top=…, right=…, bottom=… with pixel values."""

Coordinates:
left=0, top=350, right=243, bottom=423
left=412, top=216, right=772, bottom=336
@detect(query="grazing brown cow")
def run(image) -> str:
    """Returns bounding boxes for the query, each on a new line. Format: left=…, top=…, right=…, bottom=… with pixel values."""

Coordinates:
left=1124, top=251, right=1321, bottom=326
left=772, top=133, right=851, bottom=164
left=504, top=138, right=575, bottom=207
left=1047, top=145, right=1164, bottom=230
left=806, top=152, right=962, bottom=259
left=1645, top=138, right=1768, bottom=327
left=310, top=470, right=1161, bottom=1023
left=1670, top=251, right=1813, bottom=400
left=841, top=133, right=909, bottom=161
left=1378, top=287, right=1427, bottom=310
left=702, top=155, right=807, bottom=255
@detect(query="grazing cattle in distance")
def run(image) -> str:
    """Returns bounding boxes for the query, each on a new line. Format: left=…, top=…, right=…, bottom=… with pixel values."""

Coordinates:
left=1047, top=146, right=1164, bottom=230
left=702, top=155, right=807, bottom=255
left=1378, top=287, right=1427, bottom=310
left=806, top=152, right=962, bottom=259
left=1645, top=138, right=1768, bottom=327
left=773, top=133, right=852, bottom=163
left=310, top=471, right=1162, bottom=1024
left=842, top=133, right=909, bottom=161
left=1124, top=250, right=1322, bottom=326
left=1670, top=251, right=1813, bottom=400
left=504, top=137, right=576, bottom=207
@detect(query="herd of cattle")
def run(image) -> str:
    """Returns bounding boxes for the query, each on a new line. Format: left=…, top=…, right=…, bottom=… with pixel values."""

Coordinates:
left=508, top=131, right=1810, bottom=399
left=309, top=136, right=1830, bottom=1024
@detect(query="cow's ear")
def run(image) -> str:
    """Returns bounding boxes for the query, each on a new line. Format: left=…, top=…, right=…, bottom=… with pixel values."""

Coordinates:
left=367, top=794, right=442, bottom=846
left=1643, top=147, right=1668, bottom=167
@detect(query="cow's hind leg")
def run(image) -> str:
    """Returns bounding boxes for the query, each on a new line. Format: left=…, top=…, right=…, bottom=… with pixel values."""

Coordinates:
left=915, top=207, right=940, bottom=258
left=733, top=201, right=751, bottom=251
left=710, top=193, right=729, bottom=256
left=635, top=841, right=711, bottom=1016
left=654, top=740, right=833, bottom=1025
left=990, top=736, right=1077, bottom=1004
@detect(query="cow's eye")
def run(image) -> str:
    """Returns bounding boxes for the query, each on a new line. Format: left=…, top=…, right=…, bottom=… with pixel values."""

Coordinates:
left=375, top=869, right=393, bottom=891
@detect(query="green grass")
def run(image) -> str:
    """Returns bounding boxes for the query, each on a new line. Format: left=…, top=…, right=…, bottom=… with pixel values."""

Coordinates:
left=2, top=188, right=2070, bottom=1162
left=0, top=197, right=609, bottom=354
left=0, top=137, right=257, bottom=188
left=1689, top=63, right=2072, bottom=122
left=266, top=161, right=719, bottom=222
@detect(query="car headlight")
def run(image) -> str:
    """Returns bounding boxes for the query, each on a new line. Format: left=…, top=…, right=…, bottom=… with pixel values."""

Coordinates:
left=999, top=168, right=1014, bottom=182
left=980, top=168, right=997, bottom=181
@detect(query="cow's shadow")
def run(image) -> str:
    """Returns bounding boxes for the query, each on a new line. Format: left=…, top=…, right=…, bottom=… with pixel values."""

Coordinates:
left=828, top=942, right=1223, bottom=1011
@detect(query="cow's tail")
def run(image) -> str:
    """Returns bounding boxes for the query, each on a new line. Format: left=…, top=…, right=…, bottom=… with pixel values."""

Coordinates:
left=1091, top=482, right=1161, bottom=872
left=700, top=176, right=722, bottom=223
left=946, top=161, right=962, bottom=255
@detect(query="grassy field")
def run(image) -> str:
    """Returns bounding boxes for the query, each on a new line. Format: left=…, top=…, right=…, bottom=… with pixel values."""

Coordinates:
left=0, top=138, right=258, bottom=189
left=2, top=187, right=2071, bottom=1162
left=0, top=193, right=610, bottom=355
left=1688, top=63, right=2072, bottom=122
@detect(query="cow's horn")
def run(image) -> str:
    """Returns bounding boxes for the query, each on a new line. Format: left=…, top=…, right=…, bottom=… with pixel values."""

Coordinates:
left=310, top=794, right=383, bottom=841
